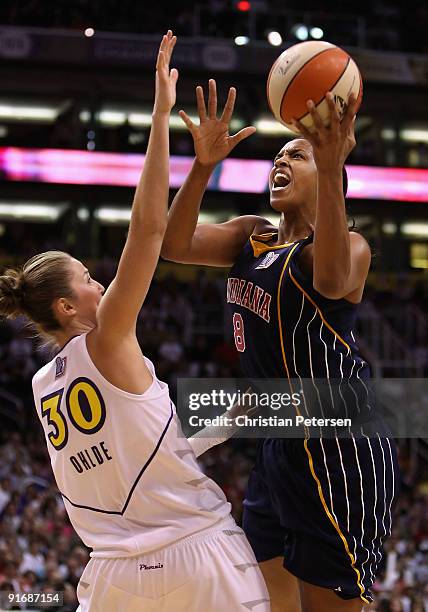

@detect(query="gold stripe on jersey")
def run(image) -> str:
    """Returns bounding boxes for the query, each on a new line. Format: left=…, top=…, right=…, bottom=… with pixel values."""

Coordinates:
left=304, top=438, right=371, bottom=604
left=276, top=242, right=302, bottom=415
left=288, top=268, right=351, bottom=354
left=276, top=249, right=369, bottom=602
left=250, top=235, right=297, bottom=258
left=276, top=243, right=300, bottom=381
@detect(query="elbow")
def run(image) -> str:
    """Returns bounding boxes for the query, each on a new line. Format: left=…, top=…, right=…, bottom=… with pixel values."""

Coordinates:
left=160, top=238, right=178, bottom=261
left=141, top=222, right=167, bottom=242
left=160, top=233, right=193, bottom=263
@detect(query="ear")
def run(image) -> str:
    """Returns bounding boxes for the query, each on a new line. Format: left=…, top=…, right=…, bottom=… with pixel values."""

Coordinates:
left=53, top=297, right=77, bottom=321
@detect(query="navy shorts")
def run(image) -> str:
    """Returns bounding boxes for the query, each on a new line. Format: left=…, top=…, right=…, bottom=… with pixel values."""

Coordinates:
left=242, top=435, right=399, bottom=604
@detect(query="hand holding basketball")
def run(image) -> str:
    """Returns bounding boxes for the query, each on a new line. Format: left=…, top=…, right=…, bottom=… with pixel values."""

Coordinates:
left=179, top=79, right=256, bottom=166
left=267, top=41, right=362, bottom=133
left=293, top=93, right=358, bottom=173
left=154, top=30, right=178, bottom=115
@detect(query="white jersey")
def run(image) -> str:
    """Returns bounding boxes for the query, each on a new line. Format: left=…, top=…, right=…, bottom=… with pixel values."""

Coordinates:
left=32, top=334, right=230, bottom=558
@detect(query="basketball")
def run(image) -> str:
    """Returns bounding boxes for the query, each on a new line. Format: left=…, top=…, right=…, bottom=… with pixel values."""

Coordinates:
left=267, top=40, right=363, bottom=133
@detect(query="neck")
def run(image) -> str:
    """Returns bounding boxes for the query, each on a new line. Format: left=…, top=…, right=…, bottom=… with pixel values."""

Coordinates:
left=53, top=322, right=95, bottom=351
left=276, top=209, right=314, bottom=245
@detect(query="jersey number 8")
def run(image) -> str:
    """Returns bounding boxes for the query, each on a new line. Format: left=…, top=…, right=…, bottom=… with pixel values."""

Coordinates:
left=233, top=312, right=246, bottom=352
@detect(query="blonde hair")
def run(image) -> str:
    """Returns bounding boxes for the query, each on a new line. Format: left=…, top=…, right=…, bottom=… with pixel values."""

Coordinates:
left=0, top=251, right=75, bottom=339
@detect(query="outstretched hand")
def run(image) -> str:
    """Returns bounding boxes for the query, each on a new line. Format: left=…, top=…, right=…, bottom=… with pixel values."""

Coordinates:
left=154, top=30, right=178, bottom=115
left=179, top=79, right=256, bottom=166
left=292, top=93, right=358, bottom=174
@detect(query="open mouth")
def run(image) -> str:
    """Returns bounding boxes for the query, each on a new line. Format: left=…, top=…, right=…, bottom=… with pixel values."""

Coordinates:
left=272, top=172, right=292, bottom=191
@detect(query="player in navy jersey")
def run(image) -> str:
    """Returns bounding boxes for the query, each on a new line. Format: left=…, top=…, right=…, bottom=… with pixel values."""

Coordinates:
left=161, top=80, right=399, bottom=611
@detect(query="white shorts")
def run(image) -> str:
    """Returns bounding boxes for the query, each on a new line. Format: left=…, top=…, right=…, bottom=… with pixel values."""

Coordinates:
left=76, top=516, right=270, bottom=611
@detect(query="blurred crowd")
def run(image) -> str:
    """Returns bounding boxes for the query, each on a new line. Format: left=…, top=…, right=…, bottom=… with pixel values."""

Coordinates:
left=1, top=430, right=428, bottom=609
left=0, top=264, right=427, bottom=609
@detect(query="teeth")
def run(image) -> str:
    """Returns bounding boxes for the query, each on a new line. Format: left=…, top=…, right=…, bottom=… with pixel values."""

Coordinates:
left=273, top=172, right=291, bottom=187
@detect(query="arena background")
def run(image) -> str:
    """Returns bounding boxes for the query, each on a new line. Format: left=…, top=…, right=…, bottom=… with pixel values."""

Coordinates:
left=0, top=1, right=427, bottom=610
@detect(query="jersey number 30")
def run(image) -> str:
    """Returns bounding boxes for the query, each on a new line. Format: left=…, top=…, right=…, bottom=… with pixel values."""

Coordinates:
left=233, top=312, right=246, bottom=352
left=41, top=377, right=106, bottom=451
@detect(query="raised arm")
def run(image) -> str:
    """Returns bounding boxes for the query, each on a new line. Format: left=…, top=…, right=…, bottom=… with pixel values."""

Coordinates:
left=95, top=31, right=178, bottom=341
left=161, top=80, right=262, bottom=267
left=294, top=94, right=371, bottom=301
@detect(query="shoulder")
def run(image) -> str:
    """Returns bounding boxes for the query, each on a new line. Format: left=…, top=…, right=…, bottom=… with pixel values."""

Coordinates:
left=298, top=231, right=371, bottom=277
left=231, top=215, right=277, bottom=238
left=349, top=231, right=371, bottom=261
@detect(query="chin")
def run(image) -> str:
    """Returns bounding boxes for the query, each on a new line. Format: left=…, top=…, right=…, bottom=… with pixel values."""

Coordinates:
left=270, top=197, right=292, bottom=213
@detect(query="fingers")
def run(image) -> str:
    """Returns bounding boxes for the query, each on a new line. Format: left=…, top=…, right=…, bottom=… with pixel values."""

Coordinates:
left=156, top=48, right=165, bottom=72
left=179, top=110, right=196, bottom=133
left=341, top=93, right=358, bottom=133
left=292, top=91, right=356, bottom=140
left=229, top=126, right=257, bottom=148
left=326, top=92, right=340, bottom=127
left=220, top=87, right=236, bottom=124
left=164, top=31, right=177, bottom=65
left=195, top=81, right=238, bottom=125
left=291, top=117, right=313, bottom=140
left=157, top=31, right=176, bottom=70
left=196, top=86, right=207, bottom=121
left=306, top=99, right=324, bottom=132
left=207, top=79, right=217, bottom=119
left=170, top=68, right=179, bottom=82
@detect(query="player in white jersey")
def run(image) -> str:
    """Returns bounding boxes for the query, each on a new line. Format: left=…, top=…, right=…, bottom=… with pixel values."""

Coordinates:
left=0, top=32, right=269, bottom=612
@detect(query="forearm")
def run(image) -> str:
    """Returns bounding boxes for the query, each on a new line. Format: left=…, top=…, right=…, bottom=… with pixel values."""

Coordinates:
left=161, top=159, right=215, bottom=257
left=313, top=169, right=351, bottom=294
left=129, top=111, right=170, bottom=238
left=187, top=409, right=238, bottom=458
left=187, top=392, right=255, bottom=458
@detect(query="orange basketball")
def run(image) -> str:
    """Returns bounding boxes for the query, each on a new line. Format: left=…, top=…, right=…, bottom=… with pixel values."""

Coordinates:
left=267, top=41, right=363, bottom=133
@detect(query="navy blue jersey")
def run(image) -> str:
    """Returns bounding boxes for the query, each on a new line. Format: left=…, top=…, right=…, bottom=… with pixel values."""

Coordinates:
left=228, top=230, right=399, bottom=604
left=227, top=231, right=370, bottom=380
left=227, top=232, right=373, bottom=423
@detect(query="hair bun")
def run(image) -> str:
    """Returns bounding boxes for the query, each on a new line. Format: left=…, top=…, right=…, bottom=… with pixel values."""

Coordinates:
left=0, top=269, right=26, bottom=318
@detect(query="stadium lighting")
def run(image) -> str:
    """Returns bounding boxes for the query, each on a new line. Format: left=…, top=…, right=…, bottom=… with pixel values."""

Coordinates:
left=84, top=28, right=95, bottom=37
left=267, top=31, right=283, bottom=46
left=95, top=207, right=131, bottom=224
left=80, top=110, right=91, bottom=123
left=401, top=222, right=428, bottom=237
left=0, top=202, right=68, bottom=221
left=399, top=128, right=428, bottom=143
left=128, top=112, right=155, bottom=126
left=310, top=27, right=324, bottom=39
left=98, top=111, right=127, bottom=125
left=236, top=1, right=251, bottom=11
left=382, top=127, right=428, bottom=143
left=382, top=222, right=397, bottom=235
left=95, top=207, right=224, bottom=226
left=82, top=108, right=244, bottom=131
left=234, top=36, right=250, bottom=46
left=77, top=208, right=90, bottom=221
left=129, top=112, right=200, bottom=130
left=254, top=117, right=295, bottom=135
left=0, top=104, right=58, bottom=122
left=291, top=24, right=309, bottom=41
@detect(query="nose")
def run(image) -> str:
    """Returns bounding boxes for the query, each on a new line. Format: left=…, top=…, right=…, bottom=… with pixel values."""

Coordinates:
left=274, top=155, right=289, bottom=169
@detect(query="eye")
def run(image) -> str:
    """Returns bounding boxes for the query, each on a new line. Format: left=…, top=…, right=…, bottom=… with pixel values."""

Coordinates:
left=87, top=276, right=92, bottom=283
left=292, top=152, right=304, bottom=159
